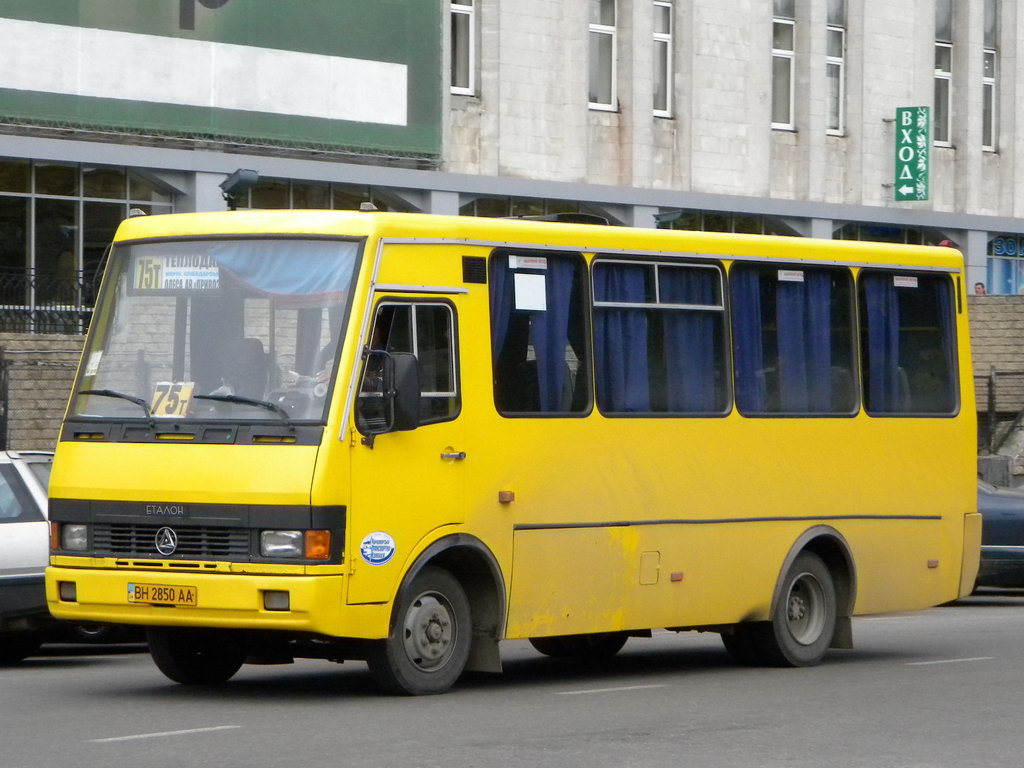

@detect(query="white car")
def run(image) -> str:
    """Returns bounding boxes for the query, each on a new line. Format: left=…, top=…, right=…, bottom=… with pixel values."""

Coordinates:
left=0, top=451, right=55, bottom=663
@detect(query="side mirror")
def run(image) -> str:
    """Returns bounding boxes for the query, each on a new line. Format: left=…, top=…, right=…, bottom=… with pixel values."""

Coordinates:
left=355, top=350, right=420, bottom=440
left=389, top=352, right=421, bottom=431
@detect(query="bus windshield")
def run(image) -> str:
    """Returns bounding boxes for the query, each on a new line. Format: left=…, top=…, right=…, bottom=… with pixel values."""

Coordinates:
left=70, top=237, right=360, bottom=424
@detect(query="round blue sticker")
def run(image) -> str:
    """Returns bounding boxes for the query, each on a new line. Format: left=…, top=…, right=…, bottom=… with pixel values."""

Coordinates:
left=360, top=531, right=396, bottom=566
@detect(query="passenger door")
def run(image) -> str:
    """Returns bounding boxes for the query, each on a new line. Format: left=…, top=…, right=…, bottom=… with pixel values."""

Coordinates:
left=347, top=296, right=465, bottom=604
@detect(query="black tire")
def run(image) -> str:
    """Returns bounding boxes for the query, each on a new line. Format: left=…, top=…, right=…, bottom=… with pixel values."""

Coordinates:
left=366, top=566, right=471, bottom=696
left=720, top=628, right=761, bottom=665
left=146, top=628, right=245, bottom=685
left=529, top=632, right=629, bottom=660
left=71, top=623, right=120, bottom=644
left=722, top=551, right=837, bottom=667
left=0, top=633, right=42, bottom=665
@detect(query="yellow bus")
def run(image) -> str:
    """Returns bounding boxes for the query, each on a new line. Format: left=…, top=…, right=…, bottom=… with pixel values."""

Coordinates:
left=46, top=211, right=979, bottom=694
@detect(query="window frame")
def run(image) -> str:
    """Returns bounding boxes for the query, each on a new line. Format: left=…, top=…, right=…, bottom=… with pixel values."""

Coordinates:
left=589, top=0, right=618, bottom=111
left=450, top=0, right=475, bottom=96
left=857, top=269, right=959, bottom=418
left=591, top=257, right=730, bottom=417
left=366, top=298, right=461, bottom=427
left=934, top=42, right=953, bottom=146
left=826, top=24, right=845, bottom=135
left=771, top=17, right=796, bottom=130
left=729, top=262, right=859, bottom=418
left=982, top=47, right=997, bottom=151
left=653, top=0, right=673, bottom=117
left=489, top=249, right=592, bottom=418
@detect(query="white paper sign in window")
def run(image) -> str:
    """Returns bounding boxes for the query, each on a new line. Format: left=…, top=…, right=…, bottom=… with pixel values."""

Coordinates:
left=514, top=273, right=547, bottom=311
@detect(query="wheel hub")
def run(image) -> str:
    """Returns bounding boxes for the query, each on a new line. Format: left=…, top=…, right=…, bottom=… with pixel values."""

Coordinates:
left=402, top=593, right=455, bottom=671
left=785, top=572, right=826, bottom=646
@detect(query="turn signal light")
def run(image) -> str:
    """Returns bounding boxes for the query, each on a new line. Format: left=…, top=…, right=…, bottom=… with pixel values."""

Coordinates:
left=50, top=521, right=59, bottom=552
left=305, top=530, right=331, bottom=560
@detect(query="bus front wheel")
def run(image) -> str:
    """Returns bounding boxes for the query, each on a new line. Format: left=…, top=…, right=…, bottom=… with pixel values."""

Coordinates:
left=147, top=628, right=245, bottom=685
left=722, top=551, right=837, bottom=667
left=367, top=566, right=471, bottom=695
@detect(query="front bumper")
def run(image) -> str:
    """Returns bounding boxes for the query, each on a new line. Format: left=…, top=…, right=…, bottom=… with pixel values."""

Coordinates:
left=45, top=566, right=389, bottom=639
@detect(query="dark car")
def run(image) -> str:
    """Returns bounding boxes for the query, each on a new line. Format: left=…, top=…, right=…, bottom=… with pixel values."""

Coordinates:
left=977, top=479, right=1024, bottom=588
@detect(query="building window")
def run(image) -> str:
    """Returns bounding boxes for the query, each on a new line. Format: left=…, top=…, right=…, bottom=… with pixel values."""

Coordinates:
left=589, top=0, right=617, bottom=110
left=986, top=235, right=1024, bottom=295
left=772, top=0, right=796, bottom=129
left=451, top=1, right=475, bottom=96
left=982, top=0, right=998, bottom=151
left=0, top=157, right=174, bottom=333
left=826, top=0, right=845, bottom=135
left=934, top=0, right=952, bottom=145
left=653, top=0, right=673, bottom=117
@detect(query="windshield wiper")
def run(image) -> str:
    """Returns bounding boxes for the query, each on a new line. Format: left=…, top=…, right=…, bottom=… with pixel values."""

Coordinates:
left=193, top=394, right=293, bottom=425
left=78, top=389, right=152, bottom=422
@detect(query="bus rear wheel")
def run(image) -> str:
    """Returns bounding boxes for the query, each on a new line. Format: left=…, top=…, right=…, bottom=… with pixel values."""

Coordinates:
left=366, top=566, right=471, bottom=696
left=529, top=632, right=629, bottom=659
left=147, top=628, right=245, bottom=685
left=721, top=551, right=837, bottom=667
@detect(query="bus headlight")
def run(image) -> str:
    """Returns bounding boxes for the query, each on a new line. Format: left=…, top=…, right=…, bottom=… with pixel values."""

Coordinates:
left=261, top=530, right=303, bottom=558
left=260, top=530, right=331, bottom=560
left=61, top=524, right=89, bottom=551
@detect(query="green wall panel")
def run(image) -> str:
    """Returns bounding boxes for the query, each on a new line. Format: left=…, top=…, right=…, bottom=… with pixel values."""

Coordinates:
left=0, top=0, right=441, bottom=156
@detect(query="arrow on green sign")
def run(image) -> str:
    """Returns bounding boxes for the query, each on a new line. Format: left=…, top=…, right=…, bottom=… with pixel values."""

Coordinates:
left=894, top=107, right=930, bottom=202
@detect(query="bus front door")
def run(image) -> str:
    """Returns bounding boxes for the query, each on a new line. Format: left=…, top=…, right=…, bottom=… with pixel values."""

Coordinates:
left=347, top=297, right=465, bottom=605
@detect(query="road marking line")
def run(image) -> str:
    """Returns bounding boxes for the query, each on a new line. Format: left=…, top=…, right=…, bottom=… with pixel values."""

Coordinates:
left=556, top=684, right=667, bottom=696
left=90, top=725, right=241, bottom=743
left=906, top=657, right=994, bottom=666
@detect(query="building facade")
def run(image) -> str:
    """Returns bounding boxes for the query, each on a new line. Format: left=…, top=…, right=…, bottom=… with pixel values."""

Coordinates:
left=0, top=0, right=1022, bottom=330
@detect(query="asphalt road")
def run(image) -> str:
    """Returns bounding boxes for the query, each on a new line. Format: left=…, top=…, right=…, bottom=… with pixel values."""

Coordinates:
left=5, top=590, right=1024, bottom=768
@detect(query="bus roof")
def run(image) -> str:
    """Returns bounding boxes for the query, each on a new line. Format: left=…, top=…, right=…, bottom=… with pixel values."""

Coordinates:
left=113, top=210, right=965, bottom=272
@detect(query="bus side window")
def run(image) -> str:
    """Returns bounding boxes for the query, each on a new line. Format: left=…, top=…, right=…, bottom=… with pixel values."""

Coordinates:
left=731, top=263, right=857, bottom=416
left=592, top=259, right=728, bottom=415
left=489, top=251, right=590, bottom=416
left=858, top=271, right=957, bottom=415
left=366, top=301, right=459, bottom=425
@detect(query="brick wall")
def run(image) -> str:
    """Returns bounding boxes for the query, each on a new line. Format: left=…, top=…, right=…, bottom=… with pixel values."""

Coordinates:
left=967, top=296, right=1024, bottom=415
left=0, top=333, right=83, bottom=451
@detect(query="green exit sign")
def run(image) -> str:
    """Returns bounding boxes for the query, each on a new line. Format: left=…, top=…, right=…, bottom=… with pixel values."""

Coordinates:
left=894, top=107, right=930, bottom=201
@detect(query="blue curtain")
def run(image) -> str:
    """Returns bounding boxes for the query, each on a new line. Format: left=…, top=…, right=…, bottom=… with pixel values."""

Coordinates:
left=594, top=263, right=650, bottom=412
left=489, top=256, right=514, bottom=363
left=731, top=268, right=766, bottom=412
left=212, top=240, right=358, bottom=297
left=661, top=268, right=718, bottom=412
left=490, top=255, right=579, bottom=412
left=531, top=258, right=578, bottom=411
left=863, top=274, right=902, bottom=412
left=932, top=277, right=956, bottom=385
left=776, top=273, right=833, bottom=412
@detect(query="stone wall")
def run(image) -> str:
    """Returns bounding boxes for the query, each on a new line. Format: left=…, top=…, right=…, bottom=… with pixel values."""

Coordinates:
left=968, top=296, right=1024, bottom=414
left=0, top=333, right=83, bottom=451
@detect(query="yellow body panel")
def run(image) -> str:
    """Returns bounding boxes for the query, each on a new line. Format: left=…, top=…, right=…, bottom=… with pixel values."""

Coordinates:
left=47, top=211, right=977, bottom=648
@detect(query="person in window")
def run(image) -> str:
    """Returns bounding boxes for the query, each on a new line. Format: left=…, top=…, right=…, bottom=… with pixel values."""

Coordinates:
left=974, top=282, right=986, bottom=295
left=210, top=338, right=268, bottom=399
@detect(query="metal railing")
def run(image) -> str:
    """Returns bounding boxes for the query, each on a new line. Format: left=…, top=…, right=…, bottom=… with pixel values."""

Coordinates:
left=976, top=368, right=1024, bottom=455
left=0, top=268, right=98, bottom=334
